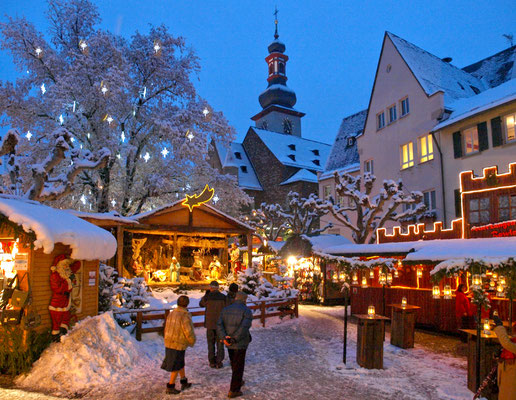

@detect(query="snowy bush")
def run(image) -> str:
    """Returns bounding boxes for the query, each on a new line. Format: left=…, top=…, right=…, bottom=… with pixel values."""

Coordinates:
left=237, top=266, right=297, bottom=300
left=113, top=277, right=150, bottom=310
left=98, top=263, right=118, bottom=312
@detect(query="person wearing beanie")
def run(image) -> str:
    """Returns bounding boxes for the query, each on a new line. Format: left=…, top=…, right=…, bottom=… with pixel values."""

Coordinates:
left=200, top=280, right=228, bottom=368
left=227, top=283, right=239, bottom=305
left=161, top=295, right=196, bottom=395
left=217, top=291, right=253, bottom=398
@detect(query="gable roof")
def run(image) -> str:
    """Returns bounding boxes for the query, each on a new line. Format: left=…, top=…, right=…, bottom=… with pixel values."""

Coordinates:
left=463, top=45, right=516, bottom=89
left=387, top=32, right=486, bottom=105
left=324, top=109, right=366, bottom=172
left=280, top=168, right=318, bottom=185
left=214, top=142, right=262, bottom=191
left=250, top=127, right=331, bottom=171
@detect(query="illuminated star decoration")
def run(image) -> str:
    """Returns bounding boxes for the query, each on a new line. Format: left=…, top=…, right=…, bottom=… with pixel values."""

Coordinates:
left=203, top=108, right=210, bottom=117
left=25, top=131, right=32, bottom=141
left=143, top=152, right=150, bottom=162
left=121, top=131, right=126, bottom=142
left=106, top=115, right=114, bottom=125
left=111, top=199, right=116, bottom=207
left=153, top=40, right=161, bottom=54
left=58, top=114, right=64, bottom=125
left=116, top=153, right=121, bottom=159
left=79, top=40, right=88, bottom=53
left=100, top=81, right=108, bottom=95
left=182, top=184, right=214, bottom=212
left=40, top=83, right=46, bottom=94
left=161, top=147, right=169, bottom=158
left=212, top=194, right=219, bottom=204
left=80, top=194, right=86, bottom=204
left=186, top=130, right=194, bottom=141
left=35, top=47, right=43, bottom=58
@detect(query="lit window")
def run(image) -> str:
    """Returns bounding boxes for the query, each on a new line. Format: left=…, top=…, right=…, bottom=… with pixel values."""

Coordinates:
left=401, top=97, right=410, bottom=116
left=469, top=197, right=490, bottom=225
left=323, top=185, right=332, bottom=200
left=463, top=126, right=479, bottom=154
left=423, top=190, right=436, bottom=211
left=377, top=112, right=385, bottom=130
left=419, top=134, right=434, bottom=163
left=388, top=105, right=397, bottom=123
left=364, top=159, right=374, bottom=175
left=400, top=142, right=414, bottom=169
left=498, top=195, right=516, bottom=221
left=505, top=113, right=516, bottom=142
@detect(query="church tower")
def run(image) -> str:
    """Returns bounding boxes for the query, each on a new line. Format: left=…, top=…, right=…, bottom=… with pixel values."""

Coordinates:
left=251, top=10, right=305, bottom=137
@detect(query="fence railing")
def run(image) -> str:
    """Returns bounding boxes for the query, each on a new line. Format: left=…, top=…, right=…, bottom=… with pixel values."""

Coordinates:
left=112, top=296, right=299, bottom=341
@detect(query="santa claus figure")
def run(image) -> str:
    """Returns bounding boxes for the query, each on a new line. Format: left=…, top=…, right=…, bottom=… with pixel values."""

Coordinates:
left=48, top=254, right=74, bottom=339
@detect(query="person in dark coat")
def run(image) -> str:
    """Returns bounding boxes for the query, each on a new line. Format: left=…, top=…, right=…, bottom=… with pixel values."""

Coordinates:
left=199, top=281, right=228, bottom=368
left=217, top=291, right=253, bottom=398
left=227, top=283, right=239, bottom=304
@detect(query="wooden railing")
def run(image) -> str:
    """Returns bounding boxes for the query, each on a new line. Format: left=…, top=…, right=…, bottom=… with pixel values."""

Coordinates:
left=112, top=296, right=299, bottom=341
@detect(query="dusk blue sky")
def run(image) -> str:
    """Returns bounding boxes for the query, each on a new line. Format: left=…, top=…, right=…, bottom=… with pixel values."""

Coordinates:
left=1, top=1, right=515, bottom=144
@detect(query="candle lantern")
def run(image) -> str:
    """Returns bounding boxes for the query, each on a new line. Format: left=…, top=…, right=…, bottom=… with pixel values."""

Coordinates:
left=339, top=271, right=346, bottom=282
left=497, top=284, right=505, bottom=298
left=492, top=273, right=498, bottom=279
left=361, top=277, right=368, bottom=288
left=387, top=273, right=393, bottom=284
left=401, top=297, right=407, bottom=307
left=394, top=269, right=399, bottom=278
left=472, top=274, right=482, bottom=288
left=483, top=319, right=491, bottom=335
left=379, top=272, right=386, bottom=285
left=499, top=276, right=506, bottom=286
left=332, top=271, right=338, bottom=283
left=368, top=305, right=375, bottom=317
left=432, top=285, right=440, bottom=299
left=417, top=269, right=423, bottom=278
left=443, top=285, right=452, bottom=299
left=369, top=269, right=374, bottom=279
left=489, top=280, right=495, bottom=288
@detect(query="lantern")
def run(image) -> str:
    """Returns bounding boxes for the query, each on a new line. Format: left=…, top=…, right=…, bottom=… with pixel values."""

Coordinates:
left=387, top=273, right=393, bottom=284
left=417, top=269, right=423, bottom=279
left=352, top=273, right=358, bottom=284
left=492, top=273, right=498, bottom=280
left=472, top=274, right=482, bottom=288
left=332, top=271, right=338, bottom=283
left=379, top=273, right=386, bottom=285
left=432, top=285, right=440, bottom=299
left=361, top=277, right=368, bottom=288
left=500, top=276, right=506, bottom=286
left=287, top=256, right=297, bottom=267
left=369, top=269, right=374, bottom=279
left=497, top=284, right=505, bottom=298
left=401, top=297, right=407, bottom=307
left=443, top=285, right=452, bottom=299
left=394, top=269, right=399, bottom=278
left=368, top=305, right=375, bottom=318
left=339, top=271, right=346, bottom=282
left=483, top=319, right=491, bottom=335
left=489, top=280, right=495, bottom=288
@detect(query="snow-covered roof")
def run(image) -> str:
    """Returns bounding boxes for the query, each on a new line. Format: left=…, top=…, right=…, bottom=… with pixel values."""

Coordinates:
left=325, top=241, right=418, bottom=256
left=318, top=164, right=360, bottom=181
left=433, top=78, right=516, bottom=131
left=301, top=234, right=352, bottom=253
left=463, top=45, right=516, bottom=89
left=214, top=142, right=263, bottom=191
left=67, top=210, right=138, bottom=226
left=388, top=32, right=486, bottom=105
left=324, top=110, right=366, bottom=172
left=280, top=169, right=318, bottom=185
left=0, top=196, right=116, bottom=260
left=251, top=127, right=331, bottom=171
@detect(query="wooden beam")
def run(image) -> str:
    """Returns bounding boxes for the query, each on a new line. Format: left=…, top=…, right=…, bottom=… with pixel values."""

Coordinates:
left=247, top=233, right=252, bottom=269
left=126, top=226, right=248, bottom=236
left=116, top=226, right=124, bottom=277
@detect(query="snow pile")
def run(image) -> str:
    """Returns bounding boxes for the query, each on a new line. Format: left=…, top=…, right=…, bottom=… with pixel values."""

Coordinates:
left=16, top=312, right=147, bottom=397
left=0, top=196, right=116, bottom=260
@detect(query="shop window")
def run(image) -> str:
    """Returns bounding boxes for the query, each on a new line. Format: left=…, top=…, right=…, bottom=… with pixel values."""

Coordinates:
left=469, top=197, right=490, bottom=225
left=463, top=126, right=479, bottom=154
left=419, top=134, right=434, bottom=163
left=498, top=195, right=516, bottom=221
left=400, top=142, right=414, bottom=169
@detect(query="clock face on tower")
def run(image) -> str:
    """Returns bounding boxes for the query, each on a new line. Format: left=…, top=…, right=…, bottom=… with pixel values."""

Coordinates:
left=283, top=118, right=293, bottom=135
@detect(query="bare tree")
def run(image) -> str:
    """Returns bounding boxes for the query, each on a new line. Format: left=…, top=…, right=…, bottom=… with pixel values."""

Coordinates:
left=503, top=33, right=514, bottom=47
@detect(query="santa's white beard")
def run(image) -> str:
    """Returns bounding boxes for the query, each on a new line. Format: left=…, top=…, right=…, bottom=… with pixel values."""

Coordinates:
left=55, top=263, right=71, bottom=280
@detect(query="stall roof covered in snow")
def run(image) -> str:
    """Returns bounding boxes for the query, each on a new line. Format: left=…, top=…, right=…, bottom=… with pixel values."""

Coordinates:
left=280, top=169, right=318, bottom=185
left=0, top=196, right=117, bottom=260
left=324, top=109, right=366, bottom=173
left=388, top=32, right=486, bottom=104
left=463, top=45, right=516, bottom=89
left=433, top=78, right=516, bottom=130
left=67, top=210, right=138, bottom=226
left=214, top=142, right=263, bottom=191
left=301, top=234, right=352, bottom=253
left=251, top=127, right=331, bottom=171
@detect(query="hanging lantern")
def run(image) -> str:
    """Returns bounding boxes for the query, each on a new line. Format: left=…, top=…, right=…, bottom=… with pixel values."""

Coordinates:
left=387, top=273, right=393, bottom=284
left=361, top=277, right=368, bottom=288
left=443, top=285, right=452, bottom=299
left=352, top=273, right=358, bottom=284
left=483, top=319, right=491, bottom=335
left=369, top=269, right=374, bottom=279
left=417, top=268, right=423, bottom=279
left=489, top=280, right=495, bottom=288
left=432, top=285, right=441, bottom=299
left=401, top=297, right=407, bottom=307
left=379, top=272, right=386, bottom=285
left=332, top=271, right=338, bottom=282
left=499, top=276, right=506, bottom=286
left=394, top=269, right=399, bottom=278
left=368, top=305, right=375, bottom=318
left=497, top=284, right=505, bottom=298
left=492, top=273, right=498, bottom=280
left=339, top=271, right=346, bottom=282
left=472, top=274, right=482, bottom=288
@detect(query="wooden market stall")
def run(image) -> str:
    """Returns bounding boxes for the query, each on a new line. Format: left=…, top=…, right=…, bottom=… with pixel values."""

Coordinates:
left=0, top=197, right=116, bottom=337
left=118, top=200, right=254, bottom=284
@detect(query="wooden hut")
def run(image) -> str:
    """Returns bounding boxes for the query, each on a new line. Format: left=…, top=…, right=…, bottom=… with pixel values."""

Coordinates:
left=0, top=197, right=116, bottom=335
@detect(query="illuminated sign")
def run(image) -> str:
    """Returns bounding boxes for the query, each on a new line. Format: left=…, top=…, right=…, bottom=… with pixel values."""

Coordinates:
left=470, top=220, right=516, bottom=238
left=182, top=184, right=214, bottom=212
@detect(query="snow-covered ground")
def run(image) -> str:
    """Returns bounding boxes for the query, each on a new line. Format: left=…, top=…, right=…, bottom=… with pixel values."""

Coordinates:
left=6, top=305, right=473, bottom=400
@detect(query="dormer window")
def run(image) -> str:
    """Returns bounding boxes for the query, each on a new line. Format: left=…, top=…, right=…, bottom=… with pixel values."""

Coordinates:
left=288, top=154, right=296, bottom=161
left=311, top=149, right=319, bottom=156
left=347, top=137, right=355, bottom=147
left=312, top=159, right=320, bottom=166
left=240, top=166, right=248, bottom=173
left=470, top=85, right=480, bottom=94
left=288, top=144, right=296, bottom=151
left=234, top=152, right=242, bottom=160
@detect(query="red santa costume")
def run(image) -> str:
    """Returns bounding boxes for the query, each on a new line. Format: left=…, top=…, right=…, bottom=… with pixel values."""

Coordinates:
left=48, top=255, right=73, bottom=335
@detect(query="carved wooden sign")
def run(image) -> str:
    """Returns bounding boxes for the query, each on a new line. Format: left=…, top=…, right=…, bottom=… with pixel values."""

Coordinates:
left=182, top=184, right=214, bottom=212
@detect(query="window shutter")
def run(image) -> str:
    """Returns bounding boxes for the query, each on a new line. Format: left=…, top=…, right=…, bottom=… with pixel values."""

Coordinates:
left=452, top=131, right=462, bottom=158
left=478, top=121, right=489, bottom=151
left=491, top=116, right=503, bottom=147
left=454, top=189, right=462, bottom=218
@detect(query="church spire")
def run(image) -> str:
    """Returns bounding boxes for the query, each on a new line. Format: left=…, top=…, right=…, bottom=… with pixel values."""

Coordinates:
left=274, top=6, right=279, bottom=39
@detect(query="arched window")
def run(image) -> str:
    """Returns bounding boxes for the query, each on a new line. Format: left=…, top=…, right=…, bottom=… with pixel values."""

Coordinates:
left=278, top=62, right=285, bottom=74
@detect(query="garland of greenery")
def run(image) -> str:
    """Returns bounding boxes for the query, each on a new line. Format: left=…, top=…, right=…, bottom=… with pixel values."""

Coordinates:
left=0, top=214, right=36, bottom=248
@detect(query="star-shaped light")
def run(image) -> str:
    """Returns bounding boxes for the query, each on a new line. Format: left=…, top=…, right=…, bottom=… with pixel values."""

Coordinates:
left=79, top=40, right=88, bottom=52
left=25, top=131, right=32, bottom=141
left=203, top=108, right=210, bottom=117
left=106, top=115, right=114, bottom=125
left=101, top=86, right=108, bottom=95
left=111, top=199, right=116, bottom=207
left=80, top=194, right=86, bottom=204
left=70, top=137, right=75, bottom=142
left=72, top=101, right=76, bottom=112
left=40, top=83, right=46, bottom=94
left=161, top=147, right=169, bottom=158
left=116, top=153, right=121, bottom=159
left=153, top=40, right=161, bottom=54
left=186, top=130, right=194, bottom=141
left=58, top=114, right=64, bottom=125
left=87, top=133, right=91, bottom=139
left=212, top=194, right=219, bottom=203
left=35, top=47, right=43, bottom=58
left=141, top=87, right=147, bottom=99
left=121, top=131, right=126, bottom=142
left=143, top=152, right=150, bottom=162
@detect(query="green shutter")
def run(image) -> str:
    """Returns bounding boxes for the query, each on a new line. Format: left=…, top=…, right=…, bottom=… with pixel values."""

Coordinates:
left=478, top=121, right=489, bottom=151
left=452, top=131, right=462, bottom=158
left=454, top=189, right=462, bottom=218
left=491, top=116, right=503, bottom=147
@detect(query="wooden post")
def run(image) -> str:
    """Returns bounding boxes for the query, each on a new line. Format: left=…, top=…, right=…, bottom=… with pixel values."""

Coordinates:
left=356, top=314, right=388, bottom=369
left=246, top=233, right=252, bottom=269
left=164, top=309, right=170, bottom=332
left=343, top=288, right=349, bottom=364
left=475, top=307, right=482, bottom=391
left=261, top=301, right=266, bottom=327
left=294, top=296, right=299, bottom=318
left=222, top=235, right=229, bottom=275
left=136, top=311, right=143, bottom=341
left=116, top=226, right=124, bottom=277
